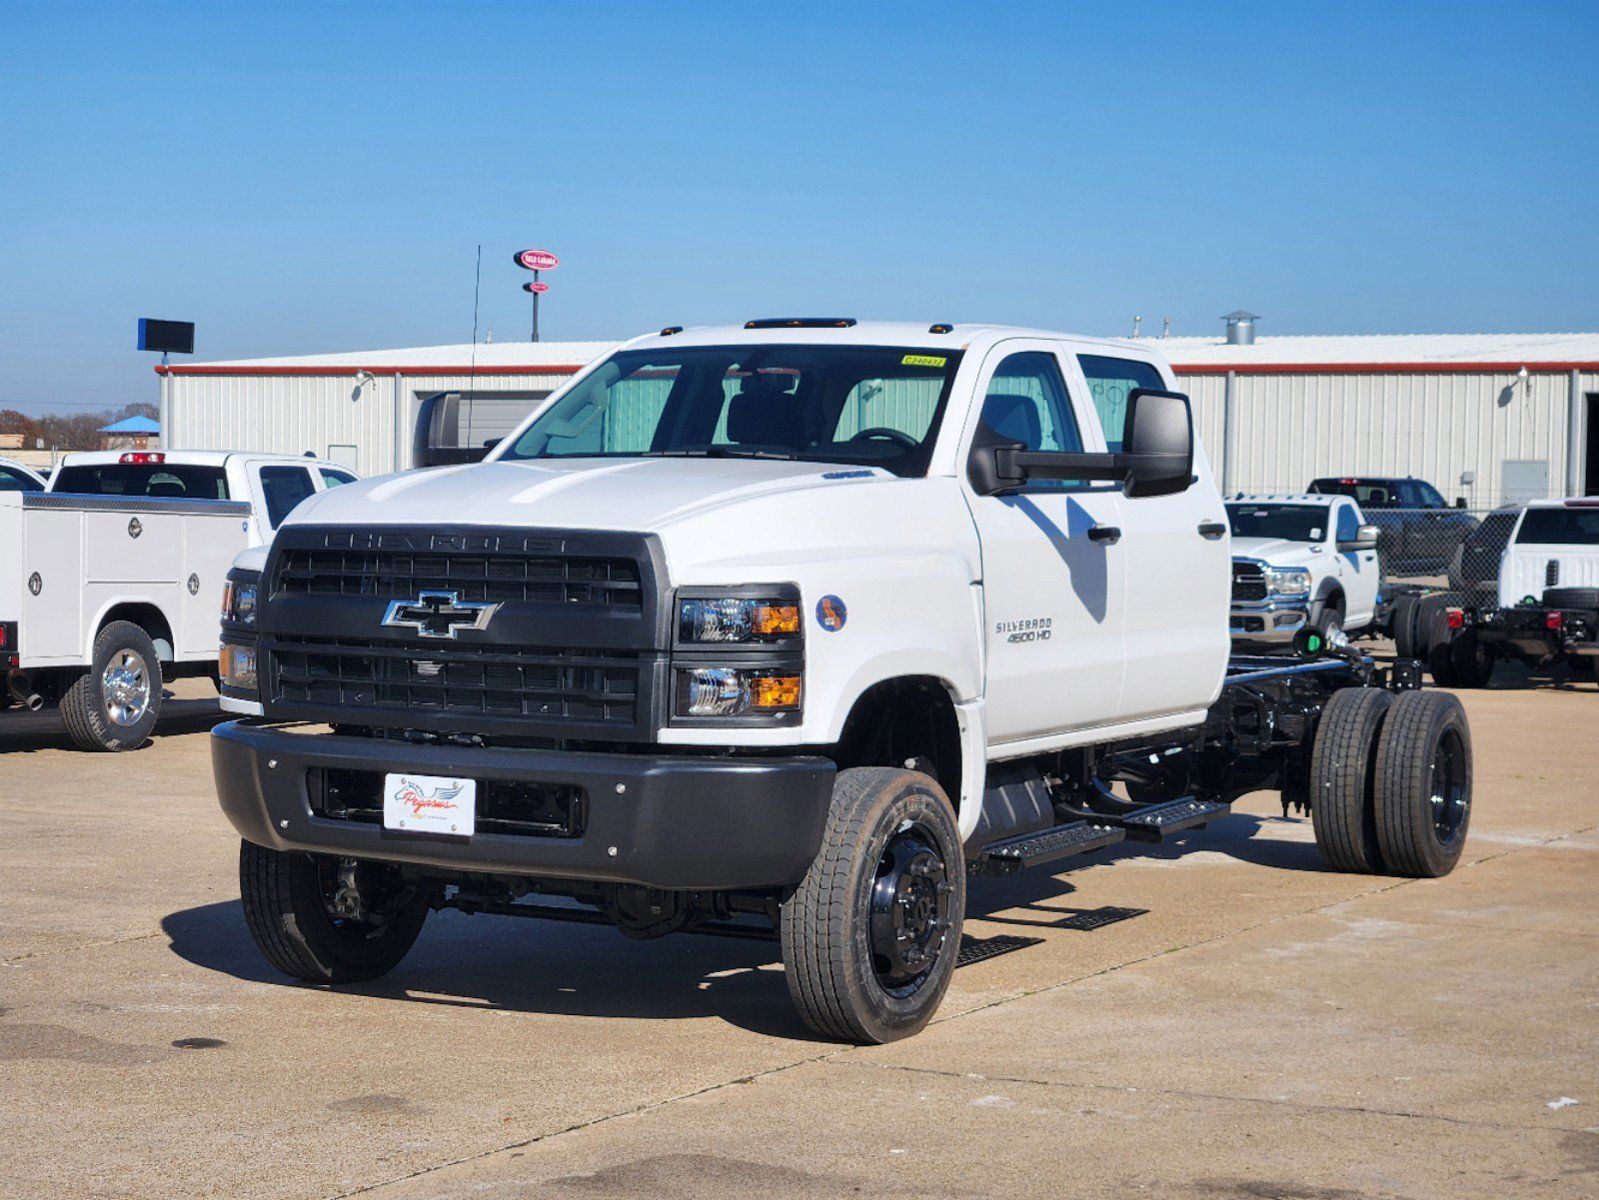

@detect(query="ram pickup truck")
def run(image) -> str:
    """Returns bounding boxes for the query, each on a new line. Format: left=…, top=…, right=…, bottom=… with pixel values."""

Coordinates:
left=1308, top=476, right=1477, bottom=577
left=214, top=319, right=1472, bottom=1043
left=1, top=450, right=356, bottom=749
left=1227, top=493, right=1381, bottom=646
left=1434, top=497, right=1599, bottom=687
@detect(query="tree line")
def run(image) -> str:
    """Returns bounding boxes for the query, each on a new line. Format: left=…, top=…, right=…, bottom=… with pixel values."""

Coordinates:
left=0, top=402, right=160, bottom=450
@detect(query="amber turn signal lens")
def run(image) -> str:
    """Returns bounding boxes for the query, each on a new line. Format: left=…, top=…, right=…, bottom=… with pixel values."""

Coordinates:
left=752, top=604, right=800, bottom=637
left=751, top=674, right=802, bottom=710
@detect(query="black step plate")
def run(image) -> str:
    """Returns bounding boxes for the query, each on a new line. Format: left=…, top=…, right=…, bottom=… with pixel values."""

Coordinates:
left=974, top=821, right=1127, bottom=875
left=1113, top=797, right=1230, bottom=843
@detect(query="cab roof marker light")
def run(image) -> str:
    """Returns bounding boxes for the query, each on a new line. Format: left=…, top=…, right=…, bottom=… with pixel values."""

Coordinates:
left=121, top=452, right=165, bottom=465
left=928, top=323, right=954, bottom=334
left=659, top=326, right=683, bottom=336
left=743, top=317, right=858, bottom=330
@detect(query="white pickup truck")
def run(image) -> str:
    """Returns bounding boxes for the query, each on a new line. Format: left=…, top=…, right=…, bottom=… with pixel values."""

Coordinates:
left=212, top=319, right=1471, bottom=1043
left=1, top=458, right=48, bottom=493
left=1435, top=497, right=1599, bottom=687
left=1, top=450, right=356, bottom=749
left=1227, top=493, right=1382, bottom=646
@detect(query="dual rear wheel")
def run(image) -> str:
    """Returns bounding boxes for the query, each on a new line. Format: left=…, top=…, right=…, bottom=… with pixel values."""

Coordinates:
left=1310, top=688, right=1472, bottom=878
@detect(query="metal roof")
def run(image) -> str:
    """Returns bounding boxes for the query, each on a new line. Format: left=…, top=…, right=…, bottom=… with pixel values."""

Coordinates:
left=1156, top=331, right=1599, bottom=370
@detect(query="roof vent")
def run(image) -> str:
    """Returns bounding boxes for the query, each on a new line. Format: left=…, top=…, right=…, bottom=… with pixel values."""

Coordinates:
left=1223, top=310, right=1259, bottom=346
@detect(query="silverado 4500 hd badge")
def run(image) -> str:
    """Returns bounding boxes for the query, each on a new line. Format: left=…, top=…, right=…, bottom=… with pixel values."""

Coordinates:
left=996, top=616, right=1052, bottom=644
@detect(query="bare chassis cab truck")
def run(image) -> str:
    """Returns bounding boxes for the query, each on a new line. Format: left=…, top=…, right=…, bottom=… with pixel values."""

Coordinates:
left=212, top=321, right=1473, bottom=1043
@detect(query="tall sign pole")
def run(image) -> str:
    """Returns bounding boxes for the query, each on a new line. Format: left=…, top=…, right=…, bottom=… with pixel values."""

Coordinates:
left=513, top=249, right=559, bottom=343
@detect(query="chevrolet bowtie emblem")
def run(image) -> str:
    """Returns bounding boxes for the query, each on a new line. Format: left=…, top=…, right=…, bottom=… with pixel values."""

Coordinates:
left=381, top=591, right=500, bottom=639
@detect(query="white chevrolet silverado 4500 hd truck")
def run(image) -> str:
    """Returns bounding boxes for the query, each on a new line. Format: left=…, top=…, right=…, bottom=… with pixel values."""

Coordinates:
left=213, top=320, right=1472, bottom=1043
left=1226, top=493, right=1382, bottom=647
left=0, top=450, right=355, bottom=750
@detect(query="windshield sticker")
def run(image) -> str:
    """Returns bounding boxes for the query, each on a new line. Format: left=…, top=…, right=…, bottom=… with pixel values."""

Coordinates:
left=901, top=354, right=947, bottom=368
left=816, top=595, right=848, bottom=632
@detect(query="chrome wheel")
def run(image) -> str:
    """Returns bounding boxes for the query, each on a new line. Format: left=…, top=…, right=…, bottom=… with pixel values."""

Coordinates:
left=102, top=650, right=151, bottom=726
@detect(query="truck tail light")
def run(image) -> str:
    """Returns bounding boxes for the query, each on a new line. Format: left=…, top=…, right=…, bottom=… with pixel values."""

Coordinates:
left=1546, top=610, right=1564, bottom=631
left=1446, top=608, right=1465, bottom=631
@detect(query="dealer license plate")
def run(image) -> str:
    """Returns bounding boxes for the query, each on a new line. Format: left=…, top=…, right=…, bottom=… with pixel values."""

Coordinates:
left=382, top=772, right=476, bottom=836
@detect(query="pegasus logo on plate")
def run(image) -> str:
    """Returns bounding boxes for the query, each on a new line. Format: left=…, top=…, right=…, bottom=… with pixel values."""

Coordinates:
left=381, top=591, right=499, bottom=639
left=393, top=777, right=465, bottom=817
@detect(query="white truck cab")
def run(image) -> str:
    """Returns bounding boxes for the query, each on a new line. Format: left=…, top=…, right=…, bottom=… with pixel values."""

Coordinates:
left=212, top=319, right=1471, bottom=1043
left=1226, top=493, right=1381, bottom=645
left=1, top=450, right=358, bottom=750
left=1, top=458, right=47, bottom=493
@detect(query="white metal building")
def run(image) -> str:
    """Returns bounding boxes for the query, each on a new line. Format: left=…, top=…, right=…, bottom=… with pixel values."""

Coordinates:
left=160, top=328, right=1599, bottom=502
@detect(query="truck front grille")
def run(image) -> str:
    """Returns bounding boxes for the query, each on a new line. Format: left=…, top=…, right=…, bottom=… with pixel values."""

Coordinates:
left=276, top=537, right=642, bottom=611
left=260, top=526, right=668, bottom=739
left=270, top=635, right=642, bottom=727
left=1232, top=560, right=1267, bottom=603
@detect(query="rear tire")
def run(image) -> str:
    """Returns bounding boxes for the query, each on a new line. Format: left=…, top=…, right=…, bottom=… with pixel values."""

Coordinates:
left=781, top=767, right=964, bottom=1044
left=60, top=621, right=162, bottom=752
left=1310, top=687, right=1392, bottom=873
left=1425, top=609, right=1458, bottom=687
left=1373, top=691, right=1472, bottom=878
left=239, top=841, right=431, bottom=983
left=1391, top=596, right=1420, bottom=659
left=1543, top=587, right=1599, bottom=610
left=1449, top=630, right=1496, bottom=688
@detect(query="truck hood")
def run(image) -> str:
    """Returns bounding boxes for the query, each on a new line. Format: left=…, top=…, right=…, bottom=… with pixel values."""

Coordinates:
left=283, top=456, right=896, bottom=534
left=1231, top=537, right=1326, bottom=567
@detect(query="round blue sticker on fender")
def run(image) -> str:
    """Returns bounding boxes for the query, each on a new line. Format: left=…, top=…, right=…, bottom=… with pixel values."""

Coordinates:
left=816, top=595, right=847, bottom=632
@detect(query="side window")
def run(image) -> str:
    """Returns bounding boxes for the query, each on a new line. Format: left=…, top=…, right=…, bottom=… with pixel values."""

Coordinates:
left=1335, top=504, right=1360, bottom=543
left=319, top=469, right=356, bottom=489
left=259, top=466, right=318, bottom=529
left=1077, top=354, right=1165, bottom=452
left=1418, top=482, right=1446, bottom=508
left=978, top=351, right=1084, bottom=456
left=0, top=465, right=41, bottom=493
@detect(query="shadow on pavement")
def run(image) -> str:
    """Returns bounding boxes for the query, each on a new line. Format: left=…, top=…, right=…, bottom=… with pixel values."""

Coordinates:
left=0, top=698, right=228, bottom=755
left=161, top=898, right=820, bottom=1042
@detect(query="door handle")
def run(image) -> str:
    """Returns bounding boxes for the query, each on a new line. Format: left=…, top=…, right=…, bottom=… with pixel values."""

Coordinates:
left=1088, top=525, right=1122, bottom=544
left=1197, top=521, right=1226, bottom=540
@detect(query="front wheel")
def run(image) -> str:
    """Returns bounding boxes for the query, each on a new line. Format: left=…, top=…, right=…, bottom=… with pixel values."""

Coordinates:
left=781, top=768, right=965, bottom=1043
left=239, top=842, right=431, bottom=983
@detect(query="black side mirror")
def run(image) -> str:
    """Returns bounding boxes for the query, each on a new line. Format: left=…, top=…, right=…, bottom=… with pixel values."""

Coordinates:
left=1120, top=388, right=1194, bottom=499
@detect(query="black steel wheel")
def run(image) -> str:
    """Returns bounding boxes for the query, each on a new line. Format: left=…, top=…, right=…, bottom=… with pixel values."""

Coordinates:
left=1449, top=630, right=1496, bottom=688
left=239, top=841, right=432, bottom=983
left=1309, top=686, right=1392, bottom=872
left=1373, top=691, right=1473, bottom=878
left=781, top=767, right=964, bottom=1043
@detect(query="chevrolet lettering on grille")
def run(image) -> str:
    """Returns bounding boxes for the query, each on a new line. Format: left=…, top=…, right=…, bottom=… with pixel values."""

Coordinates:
left=381, top=591, right=500, bottom=640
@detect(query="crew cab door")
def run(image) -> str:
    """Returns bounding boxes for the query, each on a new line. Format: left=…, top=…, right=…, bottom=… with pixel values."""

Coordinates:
left=1073, top=351, right=1231, bottom=723
left=963, top=343, right=1127, bottom=744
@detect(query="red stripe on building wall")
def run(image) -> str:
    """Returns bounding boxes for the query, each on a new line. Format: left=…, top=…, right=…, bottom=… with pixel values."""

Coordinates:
left=1173, top=361, right=1599, bottom=376
left=155, top=364, right=592, bottom=377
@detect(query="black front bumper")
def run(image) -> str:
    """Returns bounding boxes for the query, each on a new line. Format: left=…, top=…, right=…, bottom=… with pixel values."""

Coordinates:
left=212, top=721, right=836, bottom=891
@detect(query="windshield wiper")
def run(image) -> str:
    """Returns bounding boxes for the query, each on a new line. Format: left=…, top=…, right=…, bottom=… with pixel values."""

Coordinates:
left=659, top=447, right=799, bottom=461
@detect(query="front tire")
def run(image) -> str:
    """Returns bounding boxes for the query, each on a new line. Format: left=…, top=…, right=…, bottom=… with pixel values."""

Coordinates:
left=781, top=768, right=965, bottom=1044
left=239, top=841, right=431, bottom=983
left=60, top=620, right=163, bottom=752
left=1373, top=691, right=1473, bottom=878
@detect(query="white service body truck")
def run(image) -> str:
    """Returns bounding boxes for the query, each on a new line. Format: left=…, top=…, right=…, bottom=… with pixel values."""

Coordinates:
left=1226, top=493, right=1382, bottom=646
left=1, top=450, right=356, bottom=749
left=213, top=320, right=1472, bottom=1042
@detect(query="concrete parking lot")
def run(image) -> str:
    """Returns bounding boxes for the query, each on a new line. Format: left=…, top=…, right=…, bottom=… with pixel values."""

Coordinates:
left=3, top=666, right=1596, bottom=1200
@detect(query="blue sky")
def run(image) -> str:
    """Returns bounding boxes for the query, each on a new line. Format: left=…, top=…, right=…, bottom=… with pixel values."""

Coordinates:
left=2, top=2, right=1596, bottom=415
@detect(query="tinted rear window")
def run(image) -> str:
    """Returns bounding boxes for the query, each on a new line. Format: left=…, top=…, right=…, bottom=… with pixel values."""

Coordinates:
left=1516, top=507, right=1599, bottom=545
left=1310, top=478, right=1398, bottom=508
left=52, top=464, right=230, bottom=500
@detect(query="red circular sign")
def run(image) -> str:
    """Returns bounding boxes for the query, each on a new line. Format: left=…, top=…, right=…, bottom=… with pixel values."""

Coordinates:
left=522, top=281, right=550, bottom=294
left=514, top=249, right=559, bottom=271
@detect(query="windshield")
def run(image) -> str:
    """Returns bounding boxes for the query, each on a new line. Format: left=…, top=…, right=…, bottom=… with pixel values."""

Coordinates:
left=1516, top=506, right=1599, bottom=546
left=500, top=344, right=964, bottom=476
left=51, top=463, right=230, bottom=499
left=1227, top=503, right=1328, bottom=543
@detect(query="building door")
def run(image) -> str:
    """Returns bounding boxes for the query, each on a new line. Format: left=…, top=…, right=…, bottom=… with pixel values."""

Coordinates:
left=1502, top=460, right=1550, bottom=506
left=1587, top=394, right=1599, bottom=496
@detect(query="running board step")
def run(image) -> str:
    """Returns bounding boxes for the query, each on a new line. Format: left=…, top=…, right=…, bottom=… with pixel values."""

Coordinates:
left=972, top=821, right=1126, bottom=877
left=1107, top=796, right=1230, bottom=842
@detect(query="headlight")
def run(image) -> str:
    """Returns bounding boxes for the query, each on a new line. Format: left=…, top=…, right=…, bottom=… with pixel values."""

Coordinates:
left=222, top=575, right=260, bottom=625
left=676, top=667, right=802, bottom=718
left=219, top=642, right=258, bottom=693
left=1264, top=566, right=1311, bottom=598
left=678, top=596, right=800, bottom=643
